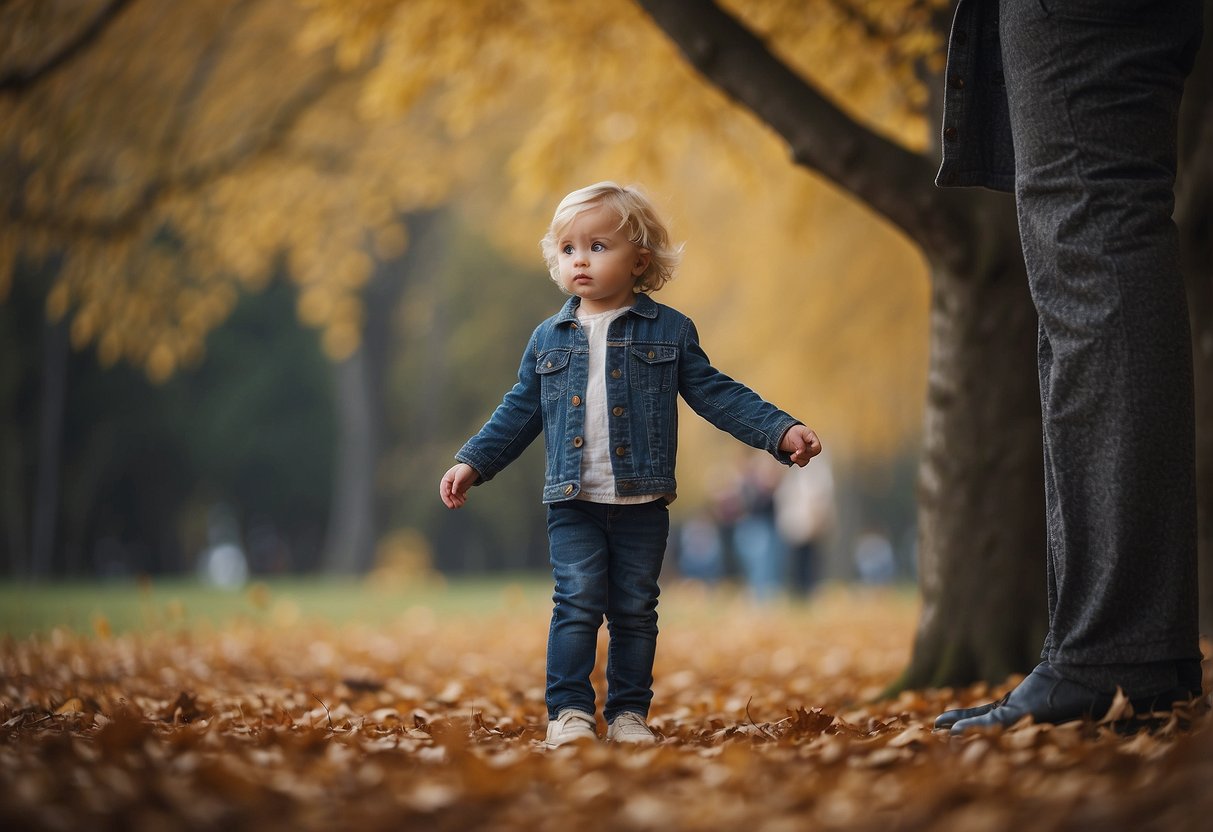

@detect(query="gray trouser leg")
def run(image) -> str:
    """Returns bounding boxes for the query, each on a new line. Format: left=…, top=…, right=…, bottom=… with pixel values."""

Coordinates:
left=999, top=0, right=1203, bottom=671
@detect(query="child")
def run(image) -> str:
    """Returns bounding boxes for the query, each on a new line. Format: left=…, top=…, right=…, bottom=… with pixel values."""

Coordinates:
left=439, top=182, right=820, bottom=747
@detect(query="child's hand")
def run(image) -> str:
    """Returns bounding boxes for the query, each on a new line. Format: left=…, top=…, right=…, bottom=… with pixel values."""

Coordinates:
left=440, top=463, right=478, bottom=509
left=780, top=425, right=822, bottom=467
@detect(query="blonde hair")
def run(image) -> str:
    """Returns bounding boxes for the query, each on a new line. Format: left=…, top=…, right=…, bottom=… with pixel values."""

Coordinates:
left=540, top=182, right=683, bottom=294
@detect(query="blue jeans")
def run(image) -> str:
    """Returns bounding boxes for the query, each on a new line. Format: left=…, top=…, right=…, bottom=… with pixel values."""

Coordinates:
left=998, top=0, right=1202, bottom=676
left=733, top=515, right=785, bottom=602
left=545, top=499, right=669, bottom=722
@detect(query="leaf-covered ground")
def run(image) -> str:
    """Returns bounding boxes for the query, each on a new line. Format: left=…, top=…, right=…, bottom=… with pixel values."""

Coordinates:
left=1, top=583, right=1210, bottom=831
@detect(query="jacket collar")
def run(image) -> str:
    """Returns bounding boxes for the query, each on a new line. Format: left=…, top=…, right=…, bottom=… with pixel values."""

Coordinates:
left=555, top=293, right=660, bottom=326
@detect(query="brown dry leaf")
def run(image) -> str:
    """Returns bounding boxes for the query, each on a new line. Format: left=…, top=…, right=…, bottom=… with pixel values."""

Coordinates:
left=887, top=723, right=928, bottom=748
left=1098, top=687, right=1135, bottom=724
left=0, top=586, right=1210, bottom=831
left=783, top=705, right=836, bottom=739
left=161, top=691, right=206, bottom=723
left=54, top=698, right=84, bottom=715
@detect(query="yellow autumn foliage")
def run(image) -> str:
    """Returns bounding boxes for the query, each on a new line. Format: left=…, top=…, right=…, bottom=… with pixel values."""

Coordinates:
left=4, top=0, right=948, bottom=458
left=298, top=0, right=945, bottom=460
left=1, top=0, right=475, bottom=372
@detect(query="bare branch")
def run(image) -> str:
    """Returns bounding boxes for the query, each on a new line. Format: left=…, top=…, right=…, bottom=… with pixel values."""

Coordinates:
left=0, top=0, right=135, bottom=95
left=633, top=0, right=971, bottom=267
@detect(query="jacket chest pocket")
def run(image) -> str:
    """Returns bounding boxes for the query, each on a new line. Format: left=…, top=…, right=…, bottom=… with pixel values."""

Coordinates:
left=629, top=345, right=677, bottom=393
left=537, top=349, right=572, bottom=400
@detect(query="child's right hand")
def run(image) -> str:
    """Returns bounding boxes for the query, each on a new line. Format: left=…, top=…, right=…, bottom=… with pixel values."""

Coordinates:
left=439, top=463, right=478, bottom=509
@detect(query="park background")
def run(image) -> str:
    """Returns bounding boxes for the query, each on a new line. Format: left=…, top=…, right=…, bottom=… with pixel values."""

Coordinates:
left=3, top=0, right=1212, bottom=687
left=1, top=3, right=1213, bottom=829
left=4, top=0, right=1211, bottom=688
left=2, top=0, right=943, bottom=622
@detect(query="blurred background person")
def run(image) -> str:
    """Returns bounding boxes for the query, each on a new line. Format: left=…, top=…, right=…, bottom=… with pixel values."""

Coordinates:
left=853, top=527, right=896, bottom=586
left=774, top=449, right=836, bottom=597
left=677, top=509, right=725, bottom=585
left=730, top=454, right=785, bottom=603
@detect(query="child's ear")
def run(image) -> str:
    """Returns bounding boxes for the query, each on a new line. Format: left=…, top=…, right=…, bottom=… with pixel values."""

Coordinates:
left=632, top=250, right=651, bottom=277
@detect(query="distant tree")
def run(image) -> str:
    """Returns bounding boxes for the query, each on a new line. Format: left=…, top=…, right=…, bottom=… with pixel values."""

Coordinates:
left=0, top=0, right=479, bottom=575
left=0, top=269, right=335, bottom=577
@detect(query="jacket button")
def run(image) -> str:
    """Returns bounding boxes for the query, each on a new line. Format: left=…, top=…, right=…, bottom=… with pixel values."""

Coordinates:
left=571, top=323, right=578, bottom=329
left=612, top=406, right=624, bottom=417
left=611, top=369, right=622, bottom=379
left=621, top=482, right=635, bottom=491
left=944, top=126, right=958, bottom=142
left=571, top=395, right=582, bottom=406
left=615, top=446, right=626, bottom=457
left=545, top=361, right=553, bottom=368
left=948, top=75, right=965, bottom=90
left=564, top=484, right=574, bottom=496
left=647, top=350, right=656, bottom=359
left=573, top=436, right=584, bottom=447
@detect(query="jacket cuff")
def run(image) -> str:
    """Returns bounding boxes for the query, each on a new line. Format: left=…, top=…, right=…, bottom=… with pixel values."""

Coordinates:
left=772, top=418, right=804, bottom=466
left=454, top=446, right=495, bottom=484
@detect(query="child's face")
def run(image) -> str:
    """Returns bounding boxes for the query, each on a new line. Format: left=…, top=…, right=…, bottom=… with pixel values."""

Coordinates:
left=556, top=204, right=650, bottom=314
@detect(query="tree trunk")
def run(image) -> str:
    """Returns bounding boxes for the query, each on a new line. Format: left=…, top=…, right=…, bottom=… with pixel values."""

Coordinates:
left=1, top=425, right=27, bottom=574
left=901, top=196, right=1048, bottom=688
left=1176, top=1, right=1212, bottom=636
left=321, top=210, right=440, bottom=574
left=30, top=315, right=70, bottom=580
left=1189, top=236, right=1212, bottom=639
left=322, top=345, right=378, bottom=575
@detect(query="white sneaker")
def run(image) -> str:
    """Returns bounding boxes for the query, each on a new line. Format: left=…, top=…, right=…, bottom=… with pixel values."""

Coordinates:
left=545, top=709, right=598, bottom=747
left=606, top=711, right=657, bottom=744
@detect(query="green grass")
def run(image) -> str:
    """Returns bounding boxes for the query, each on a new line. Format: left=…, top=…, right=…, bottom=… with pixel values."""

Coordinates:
left=0, top=574, right=553, bottom=639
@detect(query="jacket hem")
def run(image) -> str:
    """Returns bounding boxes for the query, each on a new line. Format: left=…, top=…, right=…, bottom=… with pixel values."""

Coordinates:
left=935, top=164, right=1015, bottom=193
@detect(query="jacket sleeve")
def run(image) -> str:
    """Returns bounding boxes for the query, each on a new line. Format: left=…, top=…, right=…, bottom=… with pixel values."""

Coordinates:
left=454, top=327, right=544, bottom=483
left=677, top=317, right=802, bottom=465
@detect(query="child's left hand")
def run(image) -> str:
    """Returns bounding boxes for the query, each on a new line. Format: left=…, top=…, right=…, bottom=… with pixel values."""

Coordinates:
left=780, top=424, right=822, bottom=467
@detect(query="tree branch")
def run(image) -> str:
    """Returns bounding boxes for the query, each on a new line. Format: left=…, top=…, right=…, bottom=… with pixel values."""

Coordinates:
left=10, top=65, right=345, bottom=238
left=0, top=0, right=135, bottom=95
left=633, top=0, right=970, bottom=267
left=158, top=0, right=259, bottom=163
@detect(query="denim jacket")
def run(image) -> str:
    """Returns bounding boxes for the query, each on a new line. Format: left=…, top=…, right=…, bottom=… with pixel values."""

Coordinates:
left=456, top=293, right=802, bottom=503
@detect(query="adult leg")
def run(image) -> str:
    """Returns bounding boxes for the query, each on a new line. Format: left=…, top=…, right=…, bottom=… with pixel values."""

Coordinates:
left=950, top=0, right=1203, bottom=733
left=602, top=500, right=669, bottom=723
left=545, top=501, right=610, bottom=719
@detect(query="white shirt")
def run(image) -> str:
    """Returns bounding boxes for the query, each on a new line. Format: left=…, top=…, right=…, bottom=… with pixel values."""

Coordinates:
left=575, top=305, right=656, bottom=504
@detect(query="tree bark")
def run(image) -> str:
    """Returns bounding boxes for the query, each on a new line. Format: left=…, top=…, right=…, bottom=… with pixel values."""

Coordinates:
left=903, top=205, right=1048, bottom=687
left=1176, top=0, right=1212, bottom=637
left=635, top=0, right=1049, bottom=687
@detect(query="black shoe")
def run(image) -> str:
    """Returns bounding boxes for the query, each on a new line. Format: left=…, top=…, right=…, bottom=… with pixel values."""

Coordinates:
left=1176, top=658, right=1204, bottom=700
left=949, top=662, right=1112, bottom=735
left=933, top=695, right=1008, bottom=730
left=1128, top=681, right=1204, bottom=715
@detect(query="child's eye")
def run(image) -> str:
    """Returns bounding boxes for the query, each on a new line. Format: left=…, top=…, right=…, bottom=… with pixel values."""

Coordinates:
left=591, top=242, right=605, bottom=252
left=562, top=244, right=574, bottom=255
